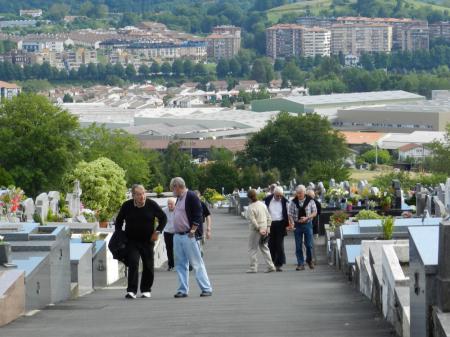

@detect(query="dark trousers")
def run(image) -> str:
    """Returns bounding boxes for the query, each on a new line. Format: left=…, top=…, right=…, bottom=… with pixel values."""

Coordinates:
left=313, top=215, right=320, bottom=235
left=164, top=232, right=174, bottom=269
left=126, top=240, right=154, bottom=293
left=268, top=220, right=286, bottom=267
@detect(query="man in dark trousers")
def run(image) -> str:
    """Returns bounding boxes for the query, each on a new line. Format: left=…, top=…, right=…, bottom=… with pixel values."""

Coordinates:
left=264, top=186, right=291, bottom=272
left=170, top=177, right=212, bottom=298
left=115, top=184, right=167, bottom=299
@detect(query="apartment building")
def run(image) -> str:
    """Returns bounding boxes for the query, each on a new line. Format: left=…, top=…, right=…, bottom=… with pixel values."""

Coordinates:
left=31, top=48, right=97, bottom=70
left=302, top=27, right=331, bottom=57
left=331, top=24, right=392, bottom=55
left=297, top=17, right=336, bottom=29
left=430, top=21, right=450, bottom=41
left=18, top=37, right=71, bottom=53
left=206, top=25, right=241, bottom=60
left=336, top=17, right=429, bottom=51
left=266, top=24, right=304, bottom=59
left=0, top=81, right=21, bottom=100
left=0, top=50, right=32, bottom=66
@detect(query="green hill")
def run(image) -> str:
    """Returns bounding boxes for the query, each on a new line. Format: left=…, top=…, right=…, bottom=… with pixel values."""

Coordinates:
left=267, top=0, right=450, bottom=23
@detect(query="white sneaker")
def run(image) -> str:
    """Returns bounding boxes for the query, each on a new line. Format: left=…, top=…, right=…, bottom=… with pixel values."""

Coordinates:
left=125, top=292, right=136, bottom=299
left=141, top=292, right=151, bottom=298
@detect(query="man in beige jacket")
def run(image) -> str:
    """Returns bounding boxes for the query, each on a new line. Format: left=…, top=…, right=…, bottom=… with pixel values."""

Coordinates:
left=246, top=189, right=276, bottom=273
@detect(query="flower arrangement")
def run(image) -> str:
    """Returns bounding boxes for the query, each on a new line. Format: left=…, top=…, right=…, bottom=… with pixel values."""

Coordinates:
left=330, top=210, right=349, bottom=230
left=326, top=187, right=349, bottom=201
left=81, top=231, right=98, bottom=243
left=0, top=186, right=25, bottom=216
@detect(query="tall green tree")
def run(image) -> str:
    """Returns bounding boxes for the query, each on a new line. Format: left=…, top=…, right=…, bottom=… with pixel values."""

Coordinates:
left=239, top=112, right=348, bottom=180
left=78, top=124, right=150, bottom=186
left=428, top=124, right=450, bottom=174
left=0, top=94, right=80, bottom=197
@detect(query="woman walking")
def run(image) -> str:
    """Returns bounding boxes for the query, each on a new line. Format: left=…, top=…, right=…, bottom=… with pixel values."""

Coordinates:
left=246, top=189, right=276, bottom=273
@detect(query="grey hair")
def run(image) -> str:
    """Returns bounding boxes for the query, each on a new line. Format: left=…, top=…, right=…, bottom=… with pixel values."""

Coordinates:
left=167, top=197, right=177, bottom=205
left=273, top=186, right=284, bottom=195
left=131, top=184, right=146, bottom=193
left=307, top=189, right=315, bottom=198
left=296, top=184, right=306, bottom=193
left=170, top=177, right=186, bottom=189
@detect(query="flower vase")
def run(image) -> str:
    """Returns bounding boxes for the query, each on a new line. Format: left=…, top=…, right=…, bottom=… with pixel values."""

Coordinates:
left=0, top=243, right=12, bottom=264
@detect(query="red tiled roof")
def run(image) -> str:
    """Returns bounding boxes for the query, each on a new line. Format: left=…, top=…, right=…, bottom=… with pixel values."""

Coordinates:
left=341, top=131, right=385, bottom=145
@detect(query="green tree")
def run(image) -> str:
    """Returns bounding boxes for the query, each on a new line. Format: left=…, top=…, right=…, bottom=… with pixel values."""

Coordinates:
left=138, top=64, right=150, bottom=79
left=301, top=160, right=350, bottom=184
left=125, top=64, right=137, bottom=81
left=209, top=146, right=234, bottom=162
left=216, top=58, right=230, bottom=78
left=78, top=124, right=150, bottom=186
left=161, top=62, right=172, bottom=76
left=200, top=161, right=239, bottom=193
left=162, top=142, right=199, bottom=189
left=63, top=93, right=74, bottom=103
left=172, top=59, right=184, bottom=77
left=428, top=124, right=450, bottom=174
left=360, top=148, right=392, bottom=164
left=240, top=112, right=348, bottom=180
left=66, top=157, right=127, bottom=217
left=250, top=59, right=267, bottom=83
left=150, top=61, right=160, bottom=74
left=0, top=94, right=80, bottom=197
left=47, top=3, right=70, bottom=21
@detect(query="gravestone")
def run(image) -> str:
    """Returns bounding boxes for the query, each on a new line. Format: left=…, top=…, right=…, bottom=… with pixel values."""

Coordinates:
left=66, top=180, right=82, bottom=217
left=437, top=183, right=446, bottom=205
left=22, top=198, right=35, bottom=222
left=370, top=187, right=379, bottom=196
left=445, top=178, right=450, bottom=211
left=343, top=181, right=350, bottom=193
left=329, top=178, right=336, bottom=188
left=48, top=191, right=60, bottom=215
left=392, top=179, right=402, bottom=209
left=317, top=182, right=326, bottom=200
left=437, top=220, right=450, bottom=312
left=416, top=190, right=427, bottom=216
left=308, top=182, right=315, bottom=190
left=358, top=180, right=367, bottom=194
left=434, top=197, right=446, bottom=218
left=35, top=193, right=49, bottom=222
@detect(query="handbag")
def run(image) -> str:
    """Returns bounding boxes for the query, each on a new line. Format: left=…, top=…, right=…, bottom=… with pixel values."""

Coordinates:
left=259, top=234, right=269, bottom=245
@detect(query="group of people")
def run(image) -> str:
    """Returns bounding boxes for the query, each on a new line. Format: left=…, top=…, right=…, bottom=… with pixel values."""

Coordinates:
left=114, top=177, right=213, bottom=299
left=246, top=184, right=321, bottom=273
left=113, top=178, right=321, bottom=300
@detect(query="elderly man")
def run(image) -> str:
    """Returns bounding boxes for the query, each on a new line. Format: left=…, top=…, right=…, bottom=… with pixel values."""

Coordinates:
left=288, top=185, right=317, bottom=270
left=115, top=184, right=167, bottom=299
left=170, top=177, right=212, bottom=298
left=264, top=186, right=291, bottom=272
left=163, top=197, right=176, bottom=271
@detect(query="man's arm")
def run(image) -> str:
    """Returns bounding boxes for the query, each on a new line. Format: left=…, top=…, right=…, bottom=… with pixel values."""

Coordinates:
left=153, top=202, right=167, bottom=233
left=114, top=202, right=127, bottom=232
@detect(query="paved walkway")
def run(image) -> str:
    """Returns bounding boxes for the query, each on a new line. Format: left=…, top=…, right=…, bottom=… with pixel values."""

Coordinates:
left=1, top=209, right=393, bottom=337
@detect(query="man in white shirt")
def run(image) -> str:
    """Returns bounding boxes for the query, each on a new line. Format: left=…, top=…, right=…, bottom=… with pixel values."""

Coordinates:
left=163, top=198, right=176, bottom=271
left=263, top=186, right=292, bottom=272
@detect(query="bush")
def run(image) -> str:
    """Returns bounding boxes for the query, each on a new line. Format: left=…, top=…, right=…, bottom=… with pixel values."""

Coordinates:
left=381, top=216, right=395, bottom=240
left=330, top=210, right=349, bottom=229
left=354, top=210, right=382, bottom=221
left=360, top=148, right=391, bottom=164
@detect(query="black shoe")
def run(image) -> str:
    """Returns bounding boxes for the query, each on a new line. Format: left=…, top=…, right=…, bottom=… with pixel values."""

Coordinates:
left=276, top=266, right=283, bottom=272
left=200, top=291, right=212, bottom=297
left=167, top=267, right=173, bottom=271
left=189, top=265, right=193, bottom=271
left=296, top=265, right=305, bottom=271
left=174, top=292, right=188, bottom=298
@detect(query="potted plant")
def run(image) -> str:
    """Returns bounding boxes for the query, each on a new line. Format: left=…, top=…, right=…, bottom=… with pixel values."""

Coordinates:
left=0, top=235, right=12, bottom=264
left=97, top=211, right=109, bottom=228
left=330, top=210, right=349, bottom=237
left=380, top=195, right=392, bottom=213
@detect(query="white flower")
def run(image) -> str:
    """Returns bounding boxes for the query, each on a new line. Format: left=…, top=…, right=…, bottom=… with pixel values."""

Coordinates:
left=0, top=235, right=4, bottom=241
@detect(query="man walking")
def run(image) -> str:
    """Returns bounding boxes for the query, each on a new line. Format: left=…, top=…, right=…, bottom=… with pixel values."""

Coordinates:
left=163, top=197, right=176, bottom=271
left=115, top=184, right=167, bottom=299
left=170, top=177, right=213, bottom=298
left=264, top=186, right=291, bottom=272
left=288, top=185, right=317, bottom=270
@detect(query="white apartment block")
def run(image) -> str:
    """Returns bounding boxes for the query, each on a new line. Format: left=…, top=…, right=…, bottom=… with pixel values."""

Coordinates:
left=302, top=28, right=331, bottom=57
left=331, top=24, right=392, bottom=55
left=336, top=17, right=428, bottom=51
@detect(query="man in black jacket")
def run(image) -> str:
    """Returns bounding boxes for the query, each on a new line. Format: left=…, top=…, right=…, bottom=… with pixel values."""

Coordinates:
left=170, top=177, right=212, bottom=298
left=115, top=184, right=167, bottom=299
left=264, top=186, right=291, bottom=272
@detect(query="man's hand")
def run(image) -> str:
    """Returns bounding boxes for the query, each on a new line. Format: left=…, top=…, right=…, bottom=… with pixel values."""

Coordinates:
left=259, top=228, right=267, bottom=236
left=299, top=216, right=309, bottom=223
left=206, top=228, right=211, bottom=240
left=151, top=231, right=160, bottom=242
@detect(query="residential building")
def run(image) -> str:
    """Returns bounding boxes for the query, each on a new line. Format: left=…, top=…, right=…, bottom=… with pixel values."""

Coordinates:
left=0, top=81, right=21, bottom=100
left=0, top=50, right=32, bottom=66
left=430, top=21, right=450, bottom=41
left=18, top=37, right=70, bottom=53
left=398, top=143, right=432, bottom=161
left=331, top=24, right=392, bottom=56
left=19, top=9, right=43, bottom=18
left=302, top=27, right=331, bottom=57
left=0, top=20, right=38, bottom=28
left=336, top=17, right=429, bottom=51
left=297, top=17, right=336, bottom=29
left=206, top=25, right=241, bottom=60
left=31, top=48, right=97, bottom=70
left=401, top=26, right=429, bottom=51
left=266, top=24, right=304, bottom=59
left=100, top=40, right=207, bottom=63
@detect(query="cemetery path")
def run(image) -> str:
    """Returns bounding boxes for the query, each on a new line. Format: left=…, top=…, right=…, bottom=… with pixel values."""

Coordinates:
left=2, top=209, right=394, bottom=337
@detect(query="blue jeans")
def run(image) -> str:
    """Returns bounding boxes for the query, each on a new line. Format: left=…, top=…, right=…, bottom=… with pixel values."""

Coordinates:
left=174, top=234, right=212, bottom=295
left=294, top=221, right=313, bottom=265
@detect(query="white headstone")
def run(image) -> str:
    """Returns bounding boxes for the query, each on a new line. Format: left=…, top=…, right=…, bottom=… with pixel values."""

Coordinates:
left=48, top=191, right=60, bottom=215
left=358, top=180, right=367, bottom=194
left=35, top=193, right=49, bottom=221
left=329, top=178, right=336, bottom=188
left=23, top=198, right=35, bottom=222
